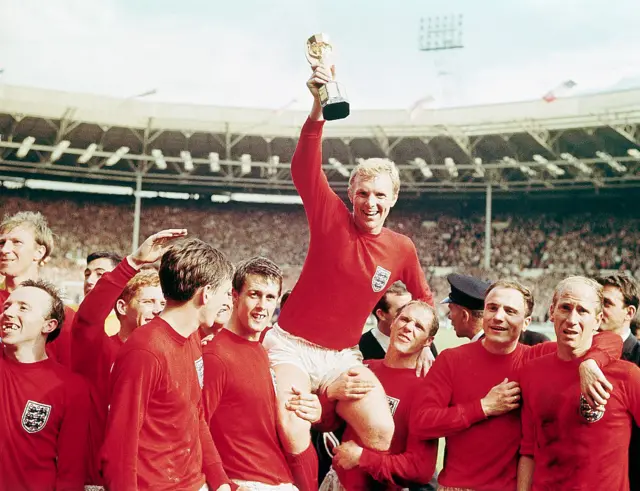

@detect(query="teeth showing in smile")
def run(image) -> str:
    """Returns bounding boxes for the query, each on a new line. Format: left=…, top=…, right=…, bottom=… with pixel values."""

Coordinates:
left=2, top=323, right=19, bottom=331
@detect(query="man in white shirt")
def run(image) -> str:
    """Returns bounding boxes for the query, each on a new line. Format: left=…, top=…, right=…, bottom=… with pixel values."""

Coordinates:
left=359, top=282, right=414, bottom=360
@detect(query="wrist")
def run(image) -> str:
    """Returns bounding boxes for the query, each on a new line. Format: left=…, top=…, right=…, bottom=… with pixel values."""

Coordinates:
left=309, top=98, right=324, bottom=122
left=480, top=398, right=492, bottom=417
left=126, top=255, right=144, bottom=271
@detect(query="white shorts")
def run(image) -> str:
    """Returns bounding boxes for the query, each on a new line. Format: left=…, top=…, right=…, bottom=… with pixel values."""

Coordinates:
left=263, top=325, right=363, bottom=393
left=233, top=480, right=298, bottom=491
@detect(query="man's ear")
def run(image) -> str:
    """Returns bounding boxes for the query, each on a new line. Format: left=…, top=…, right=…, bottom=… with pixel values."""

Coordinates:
left=41, top=318, right=58, bottom=336
left=232, top=288, right=240, bottom=306
left=34, top=243, right=47, bottom=266
left=625, top=305, right=637, bottom=323
left=115, top=298, right=127, bottom=316
left=390, top=192, right=399, bottom=208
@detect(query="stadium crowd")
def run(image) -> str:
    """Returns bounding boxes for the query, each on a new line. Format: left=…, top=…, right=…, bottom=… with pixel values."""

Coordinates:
left=0, top=66, right=639, bottom=491
left=1, top=195, right=639, bottom=322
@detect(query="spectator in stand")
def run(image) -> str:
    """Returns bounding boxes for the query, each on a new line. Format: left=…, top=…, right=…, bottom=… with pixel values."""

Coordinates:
left=441, top=273, right=491, bottom=342
left=518, top=277, right=640, bottom=490
left=0, top=211, right=76, bottom=367
left=0, top=280, right=91, bottom=491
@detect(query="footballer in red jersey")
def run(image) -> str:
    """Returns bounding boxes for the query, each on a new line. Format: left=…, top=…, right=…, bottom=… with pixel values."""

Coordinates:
left=0, top=280, right=90, bottom=491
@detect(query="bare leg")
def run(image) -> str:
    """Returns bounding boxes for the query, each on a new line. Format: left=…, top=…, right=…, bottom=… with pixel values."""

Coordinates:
left=273, top=363, right=313, bottom=454
left=335, top=365, right=394, bottom=451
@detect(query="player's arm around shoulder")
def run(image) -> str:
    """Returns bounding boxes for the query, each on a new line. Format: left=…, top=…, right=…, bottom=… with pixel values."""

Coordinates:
left=622, top=361, right=640, bottom=424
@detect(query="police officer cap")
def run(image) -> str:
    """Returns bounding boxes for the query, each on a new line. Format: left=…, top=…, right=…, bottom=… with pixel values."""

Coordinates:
left=440, top=273, right=491, bottom=311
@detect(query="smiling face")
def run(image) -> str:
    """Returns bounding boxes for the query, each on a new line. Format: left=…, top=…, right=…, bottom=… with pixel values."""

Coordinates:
left=1, top=286, right=57, bottom=347
left=348, top=173, right=398, bottom=235
left=0, top=225, right=46, bottom=279
left=483, top=287, right=531, bottom=349
left=117, top=285, right=166, bottom=330
left=233, top=274, right=280, bottom=340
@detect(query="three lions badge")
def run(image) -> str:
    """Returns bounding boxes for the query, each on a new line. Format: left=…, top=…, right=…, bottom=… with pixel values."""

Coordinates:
left=372, top=266, right=391, bottom=293
left=22, top=400, right=51, bottom=433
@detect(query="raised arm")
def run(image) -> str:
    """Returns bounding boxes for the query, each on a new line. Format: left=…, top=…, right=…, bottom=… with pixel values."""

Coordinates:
left=402, top=241, right=433, bottom=306
left=290, top=67, right=344, bottom=227
left=71, top=258, right=137, bottom=374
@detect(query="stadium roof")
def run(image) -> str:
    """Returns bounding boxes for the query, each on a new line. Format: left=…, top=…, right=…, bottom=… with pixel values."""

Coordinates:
left=1, top=84, right=639, bottom=198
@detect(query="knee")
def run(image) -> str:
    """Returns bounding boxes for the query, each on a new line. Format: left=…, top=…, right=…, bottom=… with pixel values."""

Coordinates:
left=365, top=418, right=394, bottom=451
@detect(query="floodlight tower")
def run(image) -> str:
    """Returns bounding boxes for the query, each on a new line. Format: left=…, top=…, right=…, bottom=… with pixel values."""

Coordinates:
left=419, top=15, right=464, bottom=106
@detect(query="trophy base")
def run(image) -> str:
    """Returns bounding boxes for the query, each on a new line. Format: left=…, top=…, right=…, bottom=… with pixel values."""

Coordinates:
left=323, top=100, right=350, bottom=121
left=320, top=82, right=350, bottom=121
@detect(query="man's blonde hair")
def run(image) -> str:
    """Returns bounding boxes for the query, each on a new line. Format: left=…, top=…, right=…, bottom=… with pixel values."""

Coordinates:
left=0, top=211, right=54, bottom=264
left=118, top=270, right=162, bottom=306
left=348, top=158, right=400, bottom=197
left=551, top=276, right=604, bottom=314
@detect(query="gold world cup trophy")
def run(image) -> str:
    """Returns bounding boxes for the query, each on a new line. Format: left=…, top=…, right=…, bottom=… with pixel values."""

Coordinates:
left=305, top=33, right=350, bottom=121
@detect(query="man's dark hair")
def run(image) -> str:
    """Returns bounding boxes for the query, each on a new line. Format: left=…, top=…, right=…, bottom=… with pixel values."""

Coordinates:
left=19, top=279, right=65, bottom=343
left=86, top=251, right=123, bottom=268
left=233, top=256, right=283, bottom=297
left=280, top=289, right=292, bottom=309
left=159, top=238, right=234, bottom=302
left=596, top=274, right=640, bottom=310
left=372, top=281, right=409, bottom=320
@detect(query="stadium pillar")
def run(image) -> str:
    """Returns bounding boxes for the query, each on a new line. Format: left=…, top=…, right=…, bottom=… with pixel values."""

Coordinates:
left=484, top=183, right=492, bottom=270
left=132, top=172, right=142, bottom=253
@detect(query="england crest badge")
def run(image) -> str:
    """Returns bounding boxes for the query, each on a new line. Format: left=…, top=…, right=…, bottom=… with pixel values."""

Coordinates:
left=22, top=400, right=52, bottom=433
left=194, top=357, right=204, bottom=389
left=372, top=266, right=391, bottom=293
left=386, top=395, right=400, bottom=416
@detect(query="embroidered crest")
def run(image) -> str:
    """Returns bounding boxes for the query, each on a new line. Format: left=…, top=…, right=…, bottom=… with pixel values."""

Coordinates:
left=22, top=400, right=52, bottom=433
left=386, top=395, right=400, bottom=416
left=579, top=394, right=604, bottom=423
left=371, top=266, right=391, bottom=293
left=194, top=357, right=204, bottom=389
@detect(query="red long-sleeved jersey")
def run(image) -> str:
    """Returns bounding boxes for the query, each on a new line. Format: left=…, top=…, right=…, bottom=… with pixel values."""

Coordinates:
left=70, top=258, right=133, bottom=484
left=277, top=118, right=433, bottom=351
left=100, top=317, right=229, bottom=491
left=337, top=360, right=437, bottom=490
left=520, top=354, right=640, bottom=490
left=0, top=351, right=91, bottom=491
left=410, top=332, right=621, bottom=491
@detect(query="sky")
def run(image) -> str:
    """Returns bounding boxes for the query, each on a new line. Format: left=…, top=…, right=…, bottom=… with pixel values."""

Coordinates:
left=1, top=0, right=639, bottom=111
